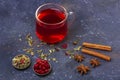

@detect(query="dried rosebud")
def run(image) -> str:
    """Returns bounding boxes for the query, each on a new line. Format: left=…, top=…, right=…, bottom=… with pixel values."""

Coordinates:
left=61, top=43, right=68, bottom=49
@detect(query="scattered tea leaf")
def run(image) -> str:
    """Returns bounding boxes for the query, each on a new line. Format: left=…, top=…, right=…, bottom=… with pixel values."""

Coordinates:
left=23, top=48, right=34, bottom=56
left=73, top=46, right=81, bottom=51
left=26, top=33, right=34, bottom=47
left=37, top=50, right=43, bottom=54
left=52, top=58, right=57, bottom=61
left=37, top=45, right=40, bottom=48
left=30, top=52, right=34, bottom=56
left=39, top=53, right=48, bottom=60
left=49, top=49, right=55, bottom=53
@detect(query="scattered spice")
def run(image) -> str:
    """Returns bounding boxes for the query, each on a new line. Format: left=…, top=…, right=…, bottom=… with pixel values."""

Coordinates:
left=77, top=64, right=90, bottom=75
left=37, top=45, right=40, bottom=48
left=65, top=50, right=74, bottom=56
left=30, top=52, right=34, bottom=56
left=74, top=54, right=85, bottom=62
left=82, top=42, right=112, bottom=51
left=90, top=58, right=100, bottom=68
left=73, top=40, right=79, bottom=45
left=73, top=46, right=81, bottom=51
left=49, top=49, right=55, bottom=53
left=23, top=48, right=34, bottom=56
left=55, top=47, right=60, bottom=51
left=26, top=33, right=34, bottom=47
left=39, top=53, right=48, bottom=60
left=51, top=58, right=58, bottom=62
left=33, top=58, right=51, bottom=75
left=12, top=54, right=31, bottom=69
left=40, top=41, right=47, bottom=45
left=37, top=50, right=43, bottom=54
left=81, top=48, right=111, bottom=61
left=61, top=43, right=68, bottom=49
left=52, top=58, right=57, bottom=61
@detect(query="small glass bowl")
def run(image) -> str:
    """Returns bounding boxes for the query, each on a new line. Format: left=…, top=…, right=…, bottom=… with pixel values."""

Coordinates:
left=33, top=61, right=52, bottom=76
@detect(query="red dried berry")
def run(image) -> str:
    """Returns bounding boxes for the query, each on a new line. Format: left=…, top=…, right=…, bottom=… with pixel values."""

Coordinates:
left=44, top=69, right=49, bottom=73
left=35, top=70, right=40, bottom=73
left=45, top=64, right=50, bottom=68
left=20, top=58, right=25, bottom=64
left=44, top=60, right=48, bottom=64
left=34, top=64, right=39, bottom=69
left=61, top=43, right=68, bottom=49
left=38, top=70, right=44, bottom=74
left=34, top=59, right=51, bottom=75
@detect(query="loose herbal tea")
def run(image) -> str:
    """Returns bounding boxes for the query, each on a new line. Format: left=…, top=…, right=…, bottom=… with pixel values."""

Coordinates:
left=12, top=54, right=31, bottom=69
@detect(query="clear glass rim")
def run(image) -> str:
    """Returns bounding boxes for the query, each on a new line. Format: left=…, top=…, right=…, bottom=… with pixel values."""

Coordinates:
left=35, top=3, right=68, bottom=25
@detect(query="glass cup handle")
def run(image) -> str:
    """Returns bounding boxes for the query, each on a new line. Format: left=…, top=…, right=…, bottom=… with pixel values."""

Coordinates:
left=67, top=11, right=75, bottom=27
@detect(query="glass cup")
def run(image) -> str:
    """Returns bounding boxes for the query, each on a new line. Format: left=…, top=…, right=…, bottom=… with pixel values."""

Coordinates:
left=35, top=3, right=73, bottom=44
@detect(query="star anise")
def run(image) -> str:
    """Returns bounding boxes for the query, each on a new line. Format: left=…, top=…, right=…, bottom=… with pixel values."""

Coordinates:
left=74, top=54, right=85, bottom=62
left=90, top=58, right=100, bottom=68
left=77, top=64, right=90, bottom=75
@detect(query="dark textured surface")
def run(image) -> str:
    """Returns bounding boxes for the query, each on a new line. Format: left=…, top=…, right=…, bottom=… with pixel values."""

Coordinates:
left=0, top=0, right=120, bottom=80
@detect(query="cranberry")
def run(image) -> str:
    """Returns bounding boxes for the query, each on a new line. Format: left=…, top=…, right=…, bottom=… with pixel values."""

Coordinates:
left=44, top=69, right=49, bottom=73
left=38, top=70, right=44, bottom=74
left=34, top=59, right=51, bottom=75
left=34, top=64, right=39, bottom=69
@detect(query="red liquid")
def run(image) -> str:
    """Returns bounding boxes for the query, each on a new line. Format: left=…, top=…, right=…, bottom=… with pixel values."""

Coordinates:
left=36, top=8, right=67, bottom=43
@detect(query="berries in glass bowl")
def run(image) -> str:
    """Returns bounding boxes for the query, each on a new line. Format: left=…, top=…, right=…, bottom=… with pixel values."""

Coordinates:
left=33, top=58, right=51, bottom=76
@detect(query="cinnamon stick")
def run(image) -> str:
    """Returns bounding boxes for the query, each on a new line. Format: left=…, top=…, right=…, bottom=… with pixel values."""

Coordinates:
left=81, top=48, right=111, bottom=61
left=82, top=42, right=112, bottom=51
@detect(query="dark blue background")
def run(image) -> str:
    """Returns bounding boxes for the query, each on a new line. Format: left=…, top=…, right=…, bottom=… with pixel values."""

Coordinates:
left=0, top=0, right=120, bottom=80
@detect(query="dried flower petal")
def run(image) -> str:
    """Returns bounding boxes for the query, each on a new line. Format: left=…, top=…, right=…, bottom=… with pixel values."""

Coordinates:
left=37, top=50, right=43, bottom=54
left=31, top=52, right=34, bottom=56
left=37, top=45, right=40, bottom=48
left=49, top=49, right=55, bottom=53
left=73, top=46, right=81, bottom=51
left=26, top=33, right=34, bottom=46
left=28, top=40, right=34, bottom=47
left=61, top=43, right=68, bottom=49
left=23, top=48, right=34, bottom=56
left=52, top=58, right=56, bottom=61
left=39, top=53, right=48, bottom=60
left=51, top=58, right=58, bottom=62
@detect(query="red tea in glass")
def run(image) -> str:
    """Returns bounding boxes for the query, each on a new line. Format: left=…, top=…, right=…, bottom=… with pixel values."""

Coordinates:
left=35, top=3, right=68, bottom=44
